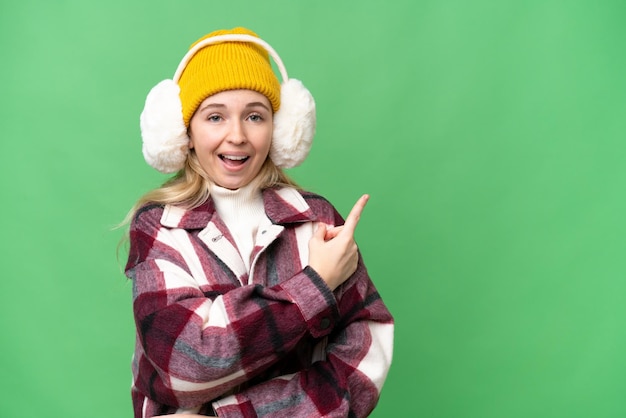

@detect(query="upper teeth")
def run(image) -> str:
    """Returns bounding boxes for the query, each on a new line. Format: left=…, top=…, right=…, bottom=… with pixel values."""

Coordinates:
left=223, top=155, right=247, bottom=160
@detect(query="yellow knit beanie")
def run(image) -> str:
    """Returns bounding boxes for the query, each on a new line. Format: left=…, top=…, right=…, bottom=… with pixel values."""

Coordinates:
left=178, top=27, right=281, bottom=126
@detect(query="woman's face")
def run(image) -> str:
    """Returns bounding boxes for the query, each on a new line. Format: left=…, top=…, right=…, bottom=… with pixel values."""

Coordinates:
left=189, top=89, right=273, bottom=190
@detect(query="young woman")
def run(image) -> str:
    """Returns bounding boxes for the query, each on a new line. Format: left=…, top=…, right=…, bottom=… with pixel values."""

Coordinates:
left=125, top=27, right=394, bottom=417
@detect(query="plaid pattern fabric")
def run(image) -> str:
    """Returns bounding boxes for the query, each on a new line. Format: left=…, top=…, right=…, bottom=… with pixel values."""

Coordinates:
left=126, top=187, right=394, bottom=417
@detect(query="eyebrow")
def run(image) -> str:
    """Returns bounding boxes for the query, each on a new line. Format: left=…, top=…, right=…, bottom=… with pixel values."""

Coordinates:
left=198, top=101, right=271, bottom=113
left=246, top=102, right=271, bottom=112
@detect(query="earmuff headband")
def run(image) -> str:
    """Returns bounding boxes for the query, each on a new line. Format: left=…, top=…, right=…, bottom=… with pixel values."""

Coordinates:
left=173, top=34, right=289, bottom=83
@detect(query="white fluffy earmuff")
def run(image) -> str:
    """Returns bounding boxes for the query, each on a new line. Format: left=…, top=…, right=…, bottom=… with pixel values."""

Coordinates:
left=140, top=34, right=316, bottom=174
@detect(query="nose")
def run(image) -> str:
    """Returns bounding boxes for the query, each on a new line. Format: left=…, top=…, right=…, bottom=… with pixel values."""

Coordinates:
left=226, top=120, right=247, bottom=145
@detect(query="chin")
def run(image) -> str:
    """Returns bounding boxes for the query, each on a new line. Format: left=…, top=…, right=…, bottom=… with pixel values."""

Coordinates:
left=220, top=179, right=249, bottom=190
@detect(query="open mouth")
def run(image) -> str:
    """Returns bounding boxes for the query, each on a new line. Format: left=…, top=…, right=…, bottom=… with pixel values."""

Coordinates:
left=220, top=154, right=249, bottom=167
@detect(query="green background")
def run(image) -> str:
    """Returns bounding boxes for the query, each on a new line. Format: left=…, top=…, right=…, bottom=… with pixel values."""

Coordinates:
left=1, top=0, right=624, bottom=417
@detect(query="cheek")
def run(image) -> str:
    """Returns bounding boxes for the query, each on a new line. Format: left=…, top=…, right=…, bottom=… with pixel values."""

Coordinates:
left=187, top=120, right=210, bottom=150
left=188, top=129, right=216, bottom=152
left=262, top=128, right=273, bottom=152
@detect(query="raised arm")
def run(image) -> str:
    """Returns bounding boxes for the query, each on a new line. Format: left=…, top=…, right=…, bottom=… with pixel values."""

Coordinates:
left=213, top=255, right=394, bottom=417
left=212, top=195, right=394, bottom=417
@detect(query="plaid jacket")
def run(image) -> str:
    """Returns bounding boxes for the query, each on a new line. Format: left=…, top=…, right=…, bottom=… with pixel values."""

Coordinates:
left=126, top=187, right=394, bottom=417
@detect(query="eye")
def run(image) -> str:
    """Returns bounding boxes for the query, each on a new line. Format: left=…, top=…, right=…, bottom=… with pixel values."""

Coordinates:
left=207, top=114, right=223, bottom=122
left=247, top=113, right=264, bottom=123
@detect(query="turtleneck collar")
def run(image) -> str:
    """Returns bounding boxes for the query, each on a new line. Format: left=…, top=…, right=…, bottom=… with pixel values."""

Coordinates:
left=209, top=182, right=264, bottom=225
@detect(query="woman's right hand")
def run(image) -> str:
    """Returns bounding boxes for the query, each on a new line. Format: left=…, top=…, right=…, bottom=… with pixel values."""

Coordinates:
left=307, top=194, right=369, bottom=291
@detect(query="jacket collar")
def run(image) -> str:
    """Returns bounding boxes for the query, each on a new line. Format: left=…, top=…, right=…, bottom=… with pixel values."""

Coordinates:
left=160, top=186, right=317, bottom=229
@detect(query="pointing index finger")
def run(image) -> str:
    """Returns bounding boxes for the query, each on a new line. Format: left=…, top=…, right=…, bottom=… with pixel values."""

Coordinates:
left=342, top=194, right=369, bottom=235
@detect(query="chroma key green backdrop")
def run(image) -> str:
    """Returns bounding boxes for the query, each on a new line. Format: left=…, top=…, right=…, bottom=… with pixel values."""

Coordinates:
left=1, top=1, right=625, bottom=417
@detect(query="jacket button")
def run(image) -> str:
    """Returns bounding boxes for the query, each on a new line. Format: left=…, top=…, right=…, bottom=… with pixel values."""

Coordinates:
left=320, top=317, right=331, bottom=330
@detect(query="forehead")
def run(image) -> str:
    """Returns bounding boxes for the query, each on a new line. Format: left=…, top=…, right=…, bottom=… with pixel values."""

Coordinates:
left=200, top=89, right=271, bottom=107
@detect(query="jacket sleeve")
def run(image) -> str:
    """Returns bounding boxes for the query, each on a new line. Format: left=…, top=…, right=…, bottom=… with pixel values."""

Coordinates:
left=213, top=257, right=395, bottom=418
left=127, top=206, right=341, bottom=409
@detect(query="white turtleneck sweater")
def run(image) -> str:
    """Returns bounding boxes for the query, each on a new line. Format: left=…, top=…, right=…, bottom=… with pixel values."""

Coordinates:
left=209, top=182, right=267, bottom=272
